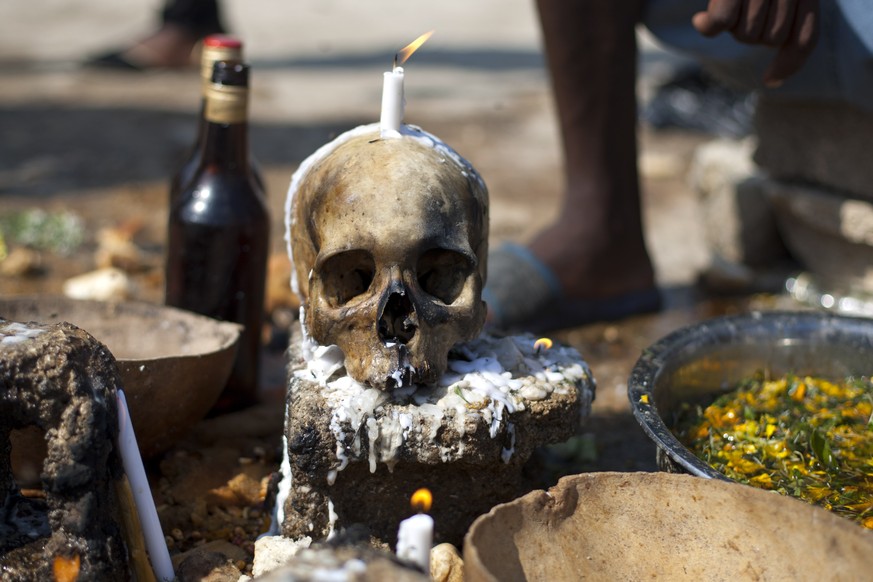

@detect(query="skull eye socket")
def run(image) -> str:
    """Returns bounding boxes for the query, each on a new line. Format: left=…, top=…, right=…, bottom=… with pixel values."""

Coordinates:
left=417, top=249, right=472, bottom=304
left=319, top=250, right=375, bottom=307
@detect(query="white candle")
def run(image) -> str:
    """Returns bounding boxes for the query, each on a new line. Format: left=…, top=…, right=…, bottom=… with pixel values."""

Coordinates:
left=380, top=66, right=405, bottom=136
left=117, top=390, right=175, bottom=582
left=396, top=512, right=433, bottom=572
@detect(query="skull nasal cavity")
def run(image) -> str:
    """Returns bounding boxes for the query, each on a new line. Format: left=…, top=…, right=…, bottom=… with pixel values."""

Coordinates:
left=379, top=291, right=417, bottom=344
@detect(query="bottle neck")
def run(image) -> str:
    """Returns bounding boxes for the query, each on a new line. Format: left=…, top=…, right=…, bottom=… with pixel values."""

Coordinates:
left=193, top=98, right=208, bottom=148
left=200, top=121, right=249, bottom=168
left=200, top=83, right=250, bottom=168
left=197, top=46, right=242, bottom=142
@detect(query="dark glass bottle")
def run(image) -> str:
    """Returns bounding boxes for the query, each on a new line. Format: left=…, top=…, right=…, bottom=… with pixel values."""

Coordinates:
left=169, top=35, right=264, bottom=205
left=165, top=61, right=269, bottom=414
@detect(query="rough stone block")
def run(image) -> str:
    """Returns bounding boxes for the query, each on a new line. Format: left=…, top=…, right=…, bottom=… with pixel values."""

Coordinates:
left=280, top=332, right=594, bottom=548
left=0, top=319, right=128, bottom=580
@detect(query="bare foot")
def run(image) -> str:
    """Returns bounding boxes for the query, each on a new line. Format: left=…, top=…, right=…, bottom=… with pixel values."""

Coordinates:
left=126, top=24, right=200, bottom=68
left=528, top=214, right=656, bottom=300
left=95, top=24, right=200, bottom=70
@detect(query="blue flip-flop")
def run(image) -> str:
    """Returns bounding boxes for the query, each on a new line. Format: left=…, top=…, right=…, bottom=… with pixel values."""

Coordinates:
left=482, top=242, right=662, bottom=333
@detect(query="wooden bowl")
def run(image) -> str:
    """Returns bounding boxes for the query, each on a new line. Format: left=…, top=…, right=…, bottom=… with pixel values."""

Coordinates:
left=2, top=296, right=241, bottom=472
left=464, top=472, right=873, bottom=581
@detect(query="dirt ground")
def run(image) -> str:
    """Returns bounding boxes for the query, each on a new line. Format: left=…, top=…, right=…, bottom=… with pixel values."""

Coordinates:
left=0, top=1, right=801, bottom=576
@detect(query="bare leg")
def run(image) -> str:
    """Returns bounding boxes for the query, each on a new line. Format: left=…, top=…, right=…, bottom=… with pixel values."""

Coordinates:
left=530, top=0, right=655, bottom=301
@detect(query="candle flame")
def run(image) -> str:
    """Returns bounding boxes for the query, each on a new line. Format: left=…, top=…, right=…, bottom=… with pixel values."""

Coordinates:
left=533, top=337, right=553, bottom=351
left=395, top=30, right=434, bottom=68
left=410, top=487, right=433, bottom=513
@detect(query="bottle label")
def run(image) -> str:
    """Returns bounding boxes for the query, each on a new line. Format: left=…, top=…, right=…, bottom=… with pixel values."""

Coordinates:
left=205, top=85, right=249, bottom=124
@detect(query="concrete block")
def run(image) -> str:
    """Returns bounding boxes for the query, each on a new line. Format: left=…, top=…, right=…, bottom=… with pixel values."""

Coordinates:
left=754, top=97, right=873, bottom=201
left=690, top=137, right=788, bottom=268
left=767, top=179, right=873, bottom=293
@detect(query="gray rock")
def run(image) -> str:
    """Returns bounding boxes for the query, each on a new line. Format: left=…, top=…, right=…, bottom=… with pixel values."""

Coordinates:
left=767, top=179, right=873, bottom=294
left=754, top=97, right=873, bottom=201
left=0, top=319, right=128, bottom=580
left=176, top=549, right=242, bottom=582
left=280, top=332, right=594, bottom=548
left=690, top=137, right=787, bottom=269
left=252, top=535, right=312, bottom=577
left=430, top=543, right=463, bottom=582
left=253, top=544, right=428, bottom=582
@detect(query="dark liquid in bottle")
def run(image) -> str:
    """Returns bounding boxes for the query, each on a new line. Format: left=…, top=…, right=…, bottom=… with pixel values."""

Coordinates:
left=169, top=113, right=265, bottom=206
left=165, top=61, right=269, bottom=414
left=167, top=172, right=269, bottom=413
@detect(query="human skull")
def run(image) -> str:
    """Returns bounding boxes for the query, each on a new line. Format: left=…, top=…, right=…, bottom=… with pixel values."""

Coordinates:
left=288, top=126, right=488, bottom=389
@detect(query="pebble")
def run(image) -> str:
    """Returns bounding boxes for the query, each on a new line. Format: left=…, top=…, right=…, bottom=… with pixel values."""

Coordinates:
left=251, top=535, right=312, bottom=577
left=431, top=543, right=464, bottom=582
left=62, top=267, right=133, bottom=301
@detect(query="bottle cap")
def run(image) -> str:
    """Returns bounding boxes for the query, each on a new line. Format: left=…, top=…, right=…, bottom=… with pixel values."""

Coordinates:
left=204, top=35, right=243, bottom=49
left=201, top=36, right=244, bottom=83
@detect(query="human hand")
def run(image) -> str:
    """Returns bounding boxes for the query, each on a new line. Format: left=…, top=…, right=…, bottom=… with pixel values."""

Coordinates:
left=692, top=0, right=819, bottom=87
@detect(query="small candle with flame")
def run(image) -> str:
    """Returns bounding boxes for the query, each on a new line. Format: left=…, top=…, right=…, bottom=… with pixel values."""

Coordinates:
left=380, top=31, right=434, bottom=137
left=396, top=487, right=434, bottom=572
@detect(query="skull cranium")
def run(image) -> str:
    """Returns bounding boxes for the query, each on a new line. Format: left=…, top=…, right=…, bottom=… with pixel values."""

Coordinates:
left=288, top=126, right=488, bottom=389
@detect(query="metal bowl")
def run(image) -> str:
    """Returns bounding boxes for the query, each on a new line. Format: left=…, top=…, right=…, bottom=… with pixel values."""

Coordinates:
left=628, top=310, right=873, bottom=478
left=1, top=296, right=241, bottom=462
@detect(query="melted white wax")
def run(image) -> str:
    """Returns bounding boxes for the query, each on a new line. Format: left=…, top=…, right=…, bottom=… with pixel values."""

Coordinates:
left=267, top=400, right=294, bottom=537
left=0, top=321, right=45, bottom=346
left=292, top=326, right=591, bottom=482
left=309, top=558, right=366, bottom=582
left=272, top=316, right=590, bottom=535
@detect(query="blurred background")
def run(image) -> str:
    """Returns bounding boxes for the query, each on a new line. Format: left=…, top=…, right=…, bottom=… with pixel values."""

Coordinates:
left=0, top=0, right=751, bottom=472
